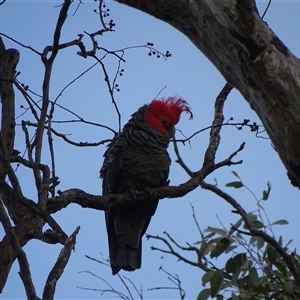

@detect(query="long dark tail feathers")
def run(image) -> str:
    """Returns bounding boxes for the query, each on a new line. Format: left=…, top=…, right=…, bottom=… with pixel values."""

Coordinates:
left=109, top=244, right=142, bottom=275
left=111, top=264, right=136, bottom=275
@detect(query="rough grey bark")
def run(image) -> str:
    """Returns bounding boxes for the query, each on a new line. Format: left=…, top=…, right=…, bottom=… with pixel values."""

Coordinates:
left=115, top=0, right=300, bottom=188
left=0, top=38, right=19, bottom=179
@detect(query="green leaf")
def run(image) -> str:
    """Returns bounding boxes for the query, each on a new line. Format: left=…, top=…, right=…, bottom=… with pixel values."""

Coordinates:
left=199, top=241, right=215, bottom=256
left=236, top=232, right=244, bottom=240
left=199, top=241, right=209, bottom=255
left=278, top=235, right=283, bottom=246
left=225, top=245, right=238, bottom=254
left=240, top=258, right=252, bottom=271
left=210, top=238, right=230, bottom=258
left=245, top=213, right=257, bottom=224
left=267, top=246, right=278, bottom=264
left=262, top=181, right=271, bottom=200
left=256, top=237, right=265, bottom=249
left=231, top=171, right=240, bottom=179
left=225, top=181, right=243, bottom=188
left=253, top=220, right=264, bottom=229
left=220, top=281, right=233, bottom=290
left=285, top=238, right=293, bottom=249
left=284, top=281, right=294, bottom=295
left=228, top=217, right=243, bottom=236
left=231, top=272, right=239, bottom=287
left=249, top=236, right=264, bottom=248
left=225, top=257, right=236, bottom=274
left=197, top=288, right=210, bottom=300
left=249, top=267, right=259, bottom=287
left=271, top=219, right=288, bottom=226
left=202, top=271, right=215, bottom=286
left=203, top=232, right=216, bottom=240
left=210, top=270, right=223, bottom=297
left=238, top=275, right=250, bottom=289
left=233, top=253, right=247, bottom=269
left=205, top=227, right=227, bottom=237
left=274, top=261, right=287, bottom=276
left=231, top=292, right=240, bottom=300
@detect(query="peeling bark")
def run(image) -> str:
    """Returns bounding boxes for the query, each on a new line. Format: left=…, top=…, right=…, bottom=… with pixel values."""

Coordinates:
left=115, top=0, right=300, bottom=188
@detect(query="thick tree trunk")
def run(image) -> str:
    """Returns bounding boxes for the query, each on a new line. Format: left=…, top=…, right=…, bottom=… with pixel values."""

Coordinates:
left=116, top=0, right=300, bottom=188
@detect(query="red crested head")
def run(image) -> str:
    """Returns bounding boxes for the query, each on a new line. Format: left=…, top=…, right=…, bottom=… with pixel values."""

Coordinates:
left=144, top=96, right=193, bottom=133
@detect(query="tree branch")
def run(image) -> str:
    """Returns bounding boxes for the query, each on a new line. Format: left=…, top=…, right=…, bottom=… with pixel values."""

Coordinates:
left=0, top=36, right=19, bottom=180
left=42, top=226, right=80, bottom=300
left=0, top=200, right=38, bottom=300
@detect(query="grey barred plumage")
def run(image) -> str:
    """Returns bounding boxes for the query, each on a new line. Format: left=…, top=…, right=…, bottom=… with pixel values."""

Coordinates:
left=100, top=97, right=192, bottom=275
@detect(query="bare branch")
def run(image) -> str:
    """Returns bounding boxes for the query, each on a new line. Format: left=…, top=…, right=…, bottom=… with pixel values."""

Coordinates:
left=46, top=157, right=214, bottom=214
left=51, top=102, right=117, bottom=134
left=203, top=82, right=232, bottom=166
left=24, top=121, right=112, bottom=147
left=48, top=0, right=72, bottom=62
left=14, top=80, right=40, bottom=121
left=0, top=132, right=24, bottom=201
left=214, top=142, right=245, bottom=170
left=146, top=233, right=199, bottom=268
left=72, top=0, right=83, bottom=16
left=91, top=54, right=122, bottom=133
left=53, top=62, right=98, bottom=104
left=0, top=199, right=38, bottom=300
left=48, top=101, right=56, bottom=197
left=175, top=121, right=264, bottom=144
left=34, top=0, right=73, bottom=197
left=42, top=37, right=87, bottom=61
left=148, top=266, right=185, bottom=300
left=173, top=137, right=193, bottom=177
left=79, top=255, right=141, bottom=300
left=261, top=0, right=272, bottom=19
left=190, top=203, right=204, bottom=239
left=21, top=121, right=34, bottom=163
left=0, top=33, right=42, bottom=55
left=0, top=210, right=40, bottom=293
left=43, top=226, right=80, bottom=300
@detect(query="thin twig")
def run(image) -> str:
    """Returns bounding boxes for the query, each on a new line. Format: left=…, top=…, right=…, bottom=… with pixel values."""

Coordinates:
left=173, top=137, right=193, bottom=177
left=148, top=266, right=185, bottom=300
left=25, top=121, right=112, bottom=147
left=154, top=85, right=167, bottom=99
left=53, top=62, right=98, bottom=104
left=14, top=79, right=40, bottom=121
left=190, top=203, right=204, bottom=239
left=214, top=142, right=245, bottom=170
left=47, top=102, right=56, bottom=197
left=72, top=0, right=83, bottom=16
left=91, top=54, right=122, bottom=133
left=0, top=32, right=42, bottom=55
left=261, top=0, right=272, bottom=19
left=146, top=234, right=199, bottom=268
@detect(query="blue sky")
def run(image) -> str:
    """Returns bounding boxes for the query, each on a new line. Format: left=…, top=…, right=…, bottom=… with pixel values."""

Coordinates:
left=1, top=1, right=300, bottom=299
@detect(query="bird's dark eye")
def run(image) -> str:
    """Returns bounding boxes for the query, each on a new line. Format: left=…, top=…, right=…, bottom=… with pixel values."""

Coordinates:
left=162, top=119, right=167, bottom=125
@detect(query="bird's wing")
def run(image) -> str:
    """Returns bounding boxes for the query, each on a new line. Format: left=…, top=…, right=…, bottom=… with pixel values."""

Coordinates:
left=100, top=134, right=126, bottom=195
